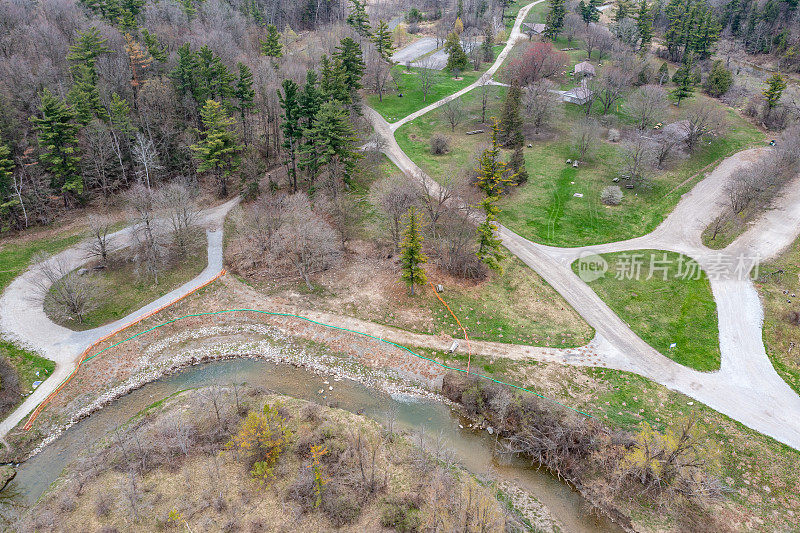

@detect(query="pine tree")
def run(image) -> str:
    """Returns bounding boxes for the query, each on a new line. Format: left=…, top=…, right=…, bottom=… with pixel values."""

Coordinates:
left=399, top=206, right=427, bottom=295
left=615, top=0, right=632, bottom=21
left=298, top=70, right=322, bottom=182
left=30, top=89, right=82, bottom=205
left=578, top=0, right=600, bottom=25
left=346, top=0, right=372, bottom=38
left=482, top=25, right=495, bottom=62
left=319, top=55, right=350, bottom=105
left=334, top=37, right=366, bottom=92
left=234, top=62, right=255, bottom=120
left=67, top=27, right=111, bottom=78
left=278, top=79, right=303, bottom=191
left=0, top=141, right=15, bottom=208
left=195, top=45, right=234, bottom=102
left=499, top=83, right=524, bottom=148
left=544, top=0, right=566, bottom=41
left=141, top=29, right=167, bottom=62
left=371, top=20, right=395, bottom=62
left=124, top=32, right=152, bottom=106
left=300, top=101, right=361, bottom=185
left=191, top=100, right=242, bottom=197
left=671, top=53, right=696, bottom=107
left=172, top=43, right=198, bottom=99
left=636, top=0, right=653, bottom=50
left=763, top=73, right=787, bottom=111
left=444, top=33, right=469, bottom=73
left=260, top=24, right=283, bottom=62
left=474, top=119, right=514, bottom=272
left=509, top=146, right=528, bottom=185
left=704, top=60, right=733, bottom=97
left=67, top=63, right=109, bottom=124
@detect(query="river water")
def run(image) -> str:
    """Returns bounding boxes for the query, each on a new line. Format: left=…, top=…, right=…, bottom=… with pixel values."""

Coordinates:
left=10, top=358, right=622, bottom=533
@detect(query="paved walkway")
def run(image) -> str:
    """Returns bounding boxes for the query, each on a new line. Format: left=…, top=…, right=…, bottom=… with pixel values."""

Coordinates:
left=0, top=198, right=238, bottom=438
left=364, top=1, right=800, bottom=449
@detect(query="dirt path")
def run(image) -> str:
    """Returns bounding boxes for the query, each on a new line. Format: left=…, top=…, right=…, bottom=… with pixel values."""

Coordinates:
left=0, top=198, right=238, bottom=438
left=363, top=2, right=800, bottom=449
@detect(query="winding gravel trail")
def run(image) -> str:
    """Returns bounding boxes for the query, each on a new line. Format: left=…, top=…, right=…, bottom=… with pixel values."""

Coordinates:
left=0, top=198, right=238, bottom=438
left=366, top=2, right=800, bottom=449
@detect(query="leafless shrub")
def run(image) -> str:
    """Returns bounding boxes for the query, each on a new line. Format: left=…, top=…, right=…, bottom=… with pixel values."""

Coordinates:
left=86, top=214, right=113, bottom=265
left=430, top=207, right=487, bottom=280
left=95, top=493, right=112, bottom=517
left=33, top=252, right=99, bottom=324
left=601, top=186, right=623, bottom=205
left=524, top=79, right=562, bottom=133
left=572, top=117, right=600, bottom=161
left=430, top=134, right=451, bottom=155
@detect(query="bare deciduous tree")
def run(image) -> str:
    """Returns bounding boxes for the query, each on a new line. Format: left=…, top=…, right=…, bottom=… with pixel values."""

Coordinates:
left=86, top=215, right=113, bottom=266
left=597, top=66, right=631, bottom=115
left=582, top=24, right=612, bottom=60
left=441, top=97, right=463, bottom=132
left=681, top=102, right=725, bottom=153
left=417, top=56, right=439, bottom=103
left=127, top=183, right=163, bottom=283
left=158, top=178, right=199, bottom=256
left=414, top=170, right=463, bottom=238
left=33, top=252, right=99, bottom=324
left=132, top=131, right=162, bottom=190
left=572, top=117, right=600, bottom=161
left=372, top=174, right=418, bottom=249
left=618, top=133, right=657, bottom=187
left=524, top=79, right=561, bottom=133
left=624, top=85, right=668, bottom=130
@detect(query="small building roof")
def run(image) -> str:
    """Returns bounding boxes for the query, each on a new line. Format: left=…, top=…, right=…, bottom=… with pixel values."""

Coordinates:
left=574, top=61, right=596, bottom=75
left=522, top=22, right=546, bottom=34
left=562, top=86, right=593, bottom=105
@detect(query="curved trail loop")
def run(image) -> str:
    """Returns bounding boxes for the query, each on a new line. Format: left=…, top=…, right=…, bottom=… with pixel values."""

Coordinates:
left=0, top=198, right=238, bottom=438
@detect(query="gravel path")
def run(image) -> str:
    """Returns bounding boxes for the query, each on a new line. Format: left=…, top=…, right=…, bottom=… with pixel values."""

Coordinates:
left=0, top=198, right=238, bottom=438
left=364, top=1, right=800, bottom=449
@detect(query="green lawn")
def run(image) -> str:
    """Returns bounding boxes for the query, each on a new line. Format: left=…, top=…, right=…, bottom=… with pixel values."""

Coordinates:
left=0, top=229, right=86, bottom=291
left=397, top=78, right=764, bottom=246
left=367, top=67, right=481, bottom=122
left=572, top=250, right=720, bottom=371
left=0, top=339, right=55, bottom=397
left=755, top=239, right=800, bottom=395
left=49, top=232, right=208, bottom=331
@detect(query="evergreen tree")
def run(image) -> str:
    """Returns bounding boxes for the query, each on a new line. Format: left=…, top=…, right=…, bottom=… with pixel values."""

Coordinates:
left=544, top=0, right=566, bottom=40
left=68, top=64, right=109, bottom=124
left=319, top=55, right=350, bottom=105
left=234, top=62, right=255, bottom=120
left=636, top=0, right=653, bottom=50
left=578, top=0, right=600, bottom=25
left=30, top=89, right=82, bottom=205
left=664, top=0, right=719, bottom=61
left=278, top=79, right=303, bottom=191
left=763, top=73, right=787, bottom=112
left=0, top=140, right=15, bottom=212
left=260, top=24, right=283, bottom=62
left=301, top=101, right=360, bottom=185
left=371, top=20, right=395, bottom=62
left=657, top=61, right=669, bottom=84
left=346, top=0, right=372, bottom=37
left=195, top=45, right=235, bottom=102
left=482, top=25, right=495, bottom=62
left=704, top=60, right=733, bottom=97
left=334, top=37, right=366, bottom=92
left=474, top=119, right=513, bottom=272
left=191, top=99, right=242, bottom=197
left=509, top=146, right=528, bottom=185
left=671, top=53, right=696, bottom=106
left=141, top=29, right=167, bottom=62
left=444, top=33, right=469, bottom=72
left=172, top=43, right=198, bottom=99
left=67, top=27, right=111, bottom=78
left=615, top=0, right=632, bottom=21
left=499, top=83, right=524, bottom=148
left=298, top=70, right=322, bottom=181
left=399, top=206, right=427, bottom=295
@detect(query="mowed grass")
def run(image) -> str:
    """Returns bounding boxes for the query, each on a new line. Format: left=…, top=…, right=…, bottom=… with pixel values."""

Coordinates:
left=755, top=238, right=800, bottom=395
left=572, top=250, right=720, bottom=371
left=428, top=255, right=593, bottom=347
left=0, top=340, right=54, bottom=392
left=397, top=73, right=764, bottom=246
left=0, top=228, right=86, bottom=291
left=50, top=232, right=208, bottom=331
left=367, top=66, right=480, bottom=122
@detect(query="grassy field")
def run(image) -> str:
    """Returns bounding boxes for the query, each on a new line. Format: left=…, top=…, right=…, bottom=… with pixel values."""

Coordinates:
left=755, top=239, right=800, bottom=395
left=367, top=66, right=481, bottom=122
left=0, top=339, right=55, bottom=419
left=418, top=346, right=800, bottom=531
left=0, top=228, right=86, bottom=291
left=396, top=76, right=764, bottom=246
left=49, top=232, right=208, bottom=331
left=571, top=250, right=720, bottom=371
